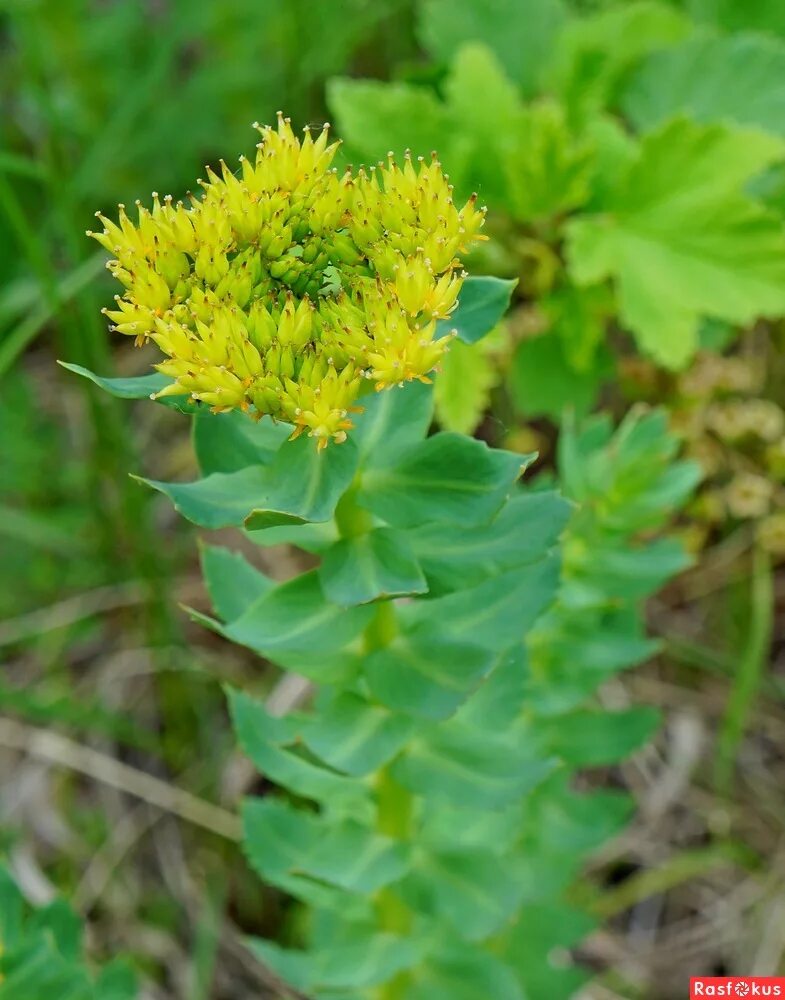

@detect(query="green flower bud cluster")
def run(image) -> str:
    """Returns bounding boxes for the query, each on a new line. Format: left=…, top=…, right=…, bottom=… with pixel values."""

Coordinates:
left=89, top=114, right=486, bottom=446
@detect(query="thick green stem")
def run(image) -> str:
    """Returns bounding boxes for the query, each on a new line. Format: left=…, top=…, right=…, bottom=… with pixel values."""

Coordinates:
left=333, top=480, right=374, bottom=538
left=372, top=683, right=413, bottom=1000
left=375, top=766, right=413, bottom=931
left=334, top=479, right=414, bottom=998
left=364, top=599, right=398, bottom=651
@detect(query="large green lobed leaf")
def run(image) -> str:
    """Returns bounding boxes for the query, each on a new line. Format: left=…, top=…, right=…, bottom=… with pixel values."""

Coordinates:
left=567, top=117, right=785, bottom=367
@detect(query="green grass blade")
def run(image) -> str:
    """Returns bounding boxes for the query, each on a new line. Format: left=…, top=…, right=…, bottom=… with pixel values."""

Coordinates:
left=715, top=545, right=774, bottom=794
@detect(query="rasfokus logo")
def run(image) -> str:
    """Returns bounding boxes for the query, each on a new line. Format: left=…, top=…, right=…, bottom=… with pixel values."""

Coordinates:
left=691, top=979, right=785, bottom=998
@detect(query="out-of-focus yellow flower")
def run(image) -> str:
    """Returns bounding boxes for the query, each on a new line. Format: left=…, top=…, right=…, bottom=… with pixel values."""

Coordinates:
left=758, top=511, right=785, bottom=557
left=725, top=472, right=773, bottom=520
left=89, top=114, right=486, bottom=446
left=706, top=399, right=785, bottom=444
left=679, top=354, right=762, bottom=398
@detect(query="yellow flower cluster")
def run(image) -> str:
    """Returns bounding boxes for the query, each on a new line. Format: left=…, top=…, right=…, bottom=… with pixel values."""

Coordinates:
left=89, top=114, right=486, bottom=446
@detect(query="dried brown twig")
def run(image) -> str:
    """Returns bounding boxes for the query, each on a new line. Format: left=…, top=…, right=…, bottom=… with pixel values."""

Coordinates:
left=0, top=716, right=241, bottom=840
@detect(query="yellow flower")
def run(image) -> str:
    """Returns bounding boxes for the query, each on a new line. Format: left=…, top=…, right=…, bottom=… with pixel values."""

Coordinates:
left=724, top=472, right=773, bottom=520
left=89, top=114, right=486, bottom=446
left=758, top=511, right=785, bottom=558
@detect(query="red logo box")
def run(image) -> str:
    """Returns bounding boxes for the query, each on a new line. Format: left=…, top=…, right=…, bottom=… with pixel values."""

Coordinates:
left=691, top=979, right=785, bottom=998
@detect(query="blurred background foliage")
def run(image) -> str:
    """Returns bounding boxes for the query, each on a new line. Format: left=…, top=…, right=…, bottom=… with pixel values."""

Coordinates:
left=0, top=0, right=784, bottom=997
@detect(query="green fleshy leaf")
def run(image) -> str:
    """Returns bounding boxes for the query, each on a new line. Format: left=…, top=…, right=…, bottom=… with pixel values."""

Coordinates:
left=393, top=722, right=554, bottom=808
left=0, top=869, right=24, bottom=952
left=364, top=633, right=496, bottom=720
left=627, top=463, right=702, bottom=528
left=408, top=949, right=523, bottom=1000
left=402, top=556, right=561, bottom=653
left=419, top=801, right=521, bottom=854
left=567, top=118, right=785, bottom=369
left=538, top=707, right=661, bottom=766
left=509, top=957, right=590, bottom=1000
left=228, top=690, right=371, bottom=813
left=248, top=936, right=423, bottom=993
left=243, top=434, right=359, bottom=529
left=58, top=362, right=169, bottom=399
left=247, top=520, right=338, bottom=554
left=138, top=467, right=270, bottom=529
left=406, top=848, right=522, bottom=940
left=437, top=276, right=517, bottom=345
left=510, top=854, right=578, bottom=907
left=0, top=951, right=92, bottom=999
left=624, top=31, right=785, bottom=138
left=351, top=380, right=434, bottom=468
left=358, top=433, right=529, bottom=528
left=242, top=798, right=409, bottom=895
left=434, top=338, right=495, bottom=435
left=455, top=646, right=530, bottom=730
left=140, top=434, right=358, bottom=530
left=199, top=544, right=273, bottom=623
left=407, top=491, right=571, bottom=594
left=529, top=773, right=634, bottom=855
left=58, top=361, right=195, bottom=413
left=558, top=409, right=696, bottom=521
left=300, top=693, right=415, bottom=776
left=419, top=0, right=566, bottom=96
left=571, top=537, right=691, bottom=601
left=319, top=528, right=428, bottom=606
left=223, top=571, right=374, bottom=679
left=514, top=901, right=596, bottom=951
left=92, top=961, right=138, bottom=1000
left=504, top=904, right=594, bottom=1000
left=555, top=409, right=696, bottom=536
left=0, top=868, right=133, bottom=1000
left=525, top=626, right=658, bottom=715
left=29, top=901, right=82, bottom=960
left=193, top=409, right=290, bottom=474
left=556, top=411, right=614, bottom=502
